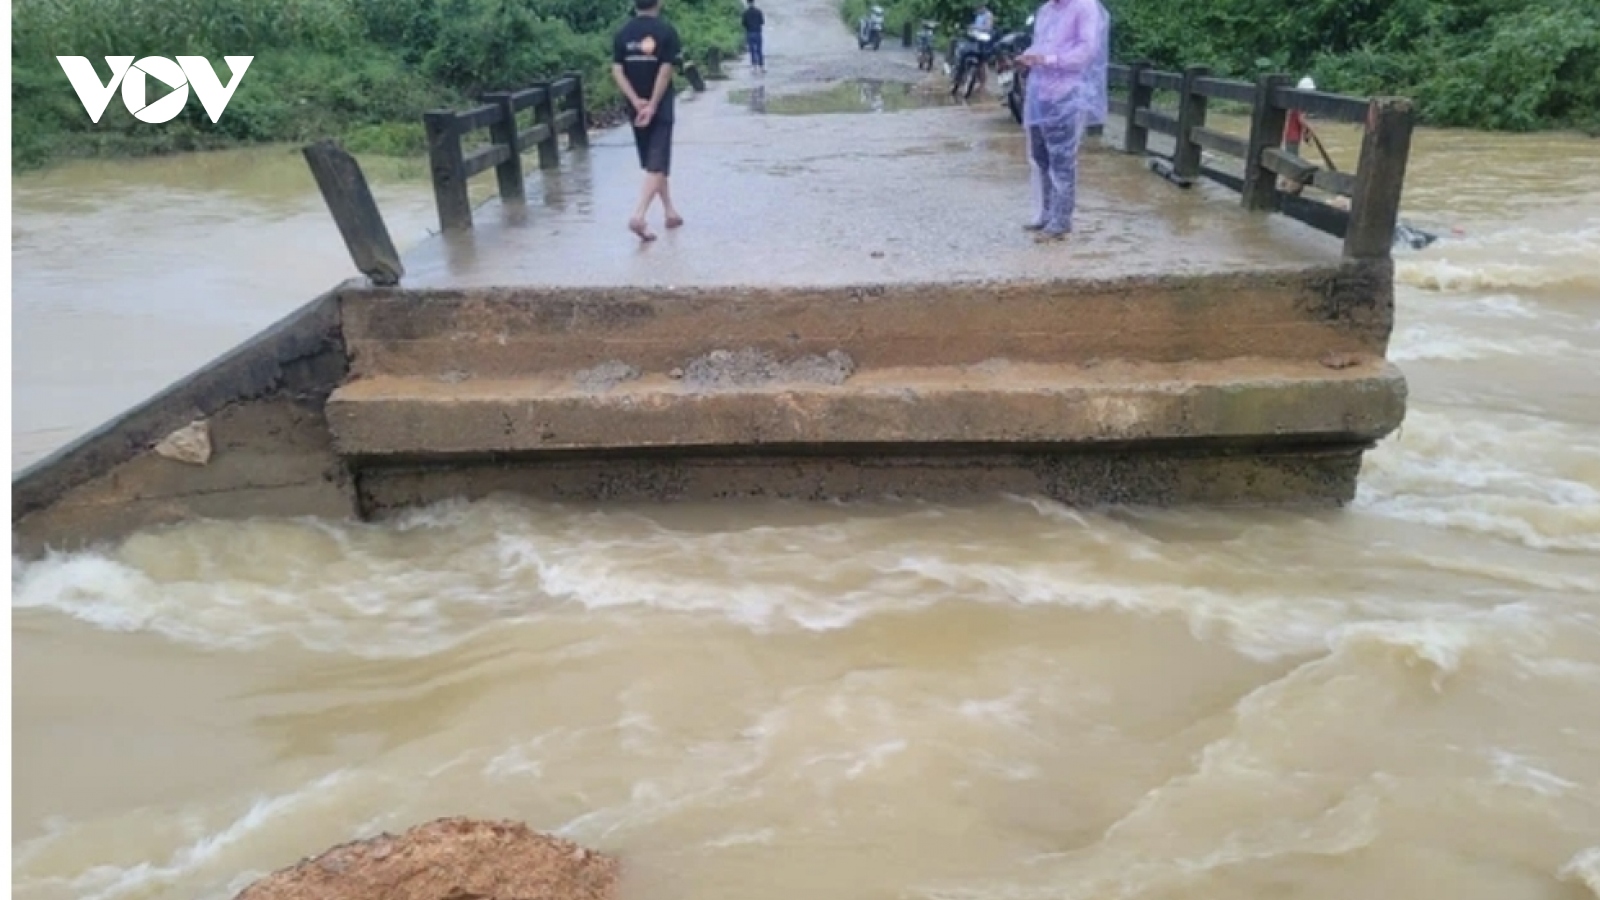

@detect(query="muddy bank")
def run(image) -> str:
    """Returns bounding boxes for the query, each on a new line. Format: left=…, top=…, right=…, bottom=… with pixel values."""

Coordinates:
left=233, top=818, right=618, bottom=900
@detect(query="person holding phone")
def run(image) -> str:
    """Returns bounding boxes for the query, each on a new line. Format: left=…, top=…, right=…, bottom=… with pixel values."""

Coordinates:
left=1015, top=0, right=1110, bottom=243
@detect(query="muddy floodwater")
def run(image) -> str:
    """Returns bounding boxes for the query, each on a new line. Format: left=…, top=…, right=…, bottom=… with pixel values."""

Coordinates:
left=11, top=1, right=1600, bottom=897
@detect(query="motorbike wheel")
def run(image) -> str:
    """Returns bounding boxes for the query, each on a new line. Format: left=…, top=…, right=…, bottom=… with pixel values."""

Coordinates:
left=962, top=61, right=983, bottom=99
left=950, top=59, right=970, bottom=97
left=1007, top=88, right=1023, bottom=124
left=872, top=35, right=881, bottom=50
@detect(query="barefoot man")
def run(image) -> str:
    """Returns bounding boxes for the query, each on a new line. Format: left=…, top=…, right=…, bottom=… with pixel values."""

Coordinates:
left=612, top=0, right=684, bottom=241
left=1016, top=0, right=1110, bottom=243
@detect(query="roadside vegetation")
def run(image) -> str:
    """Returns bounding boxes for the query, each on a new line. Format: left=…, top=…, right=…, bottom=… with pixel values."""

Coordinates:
left=10, top=0, right=745, bottom=171
left=843, top=0, right=1600, bottom=133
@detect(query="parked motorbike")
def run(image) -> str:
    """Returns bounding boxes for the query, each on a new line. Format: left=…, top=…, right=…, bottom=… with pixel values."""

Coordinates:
left=915, top=20, right=938, bottom=71
left=948, top=26, right=996, bottom=99
left=857, top=6, right=885, bottom=51
left=994, top=15, right=1034, bottom=124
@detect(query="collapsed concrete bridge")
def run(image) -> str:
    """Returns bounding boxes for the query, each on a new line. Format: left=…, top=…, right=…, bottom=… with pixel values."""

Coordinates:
left=11, top=65, right=1417, bottom=555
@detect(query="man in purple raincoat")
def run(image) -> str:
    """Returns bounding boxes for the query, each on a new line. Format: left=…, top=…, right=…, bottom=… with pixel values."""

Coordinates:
left=1017, top=0, right=1110, bottom=242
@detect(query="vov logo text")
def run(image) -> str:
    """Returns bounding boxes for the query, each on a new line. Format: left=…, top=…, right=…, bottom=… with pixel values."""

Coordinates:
left=57, top=56, right=254, bottom=124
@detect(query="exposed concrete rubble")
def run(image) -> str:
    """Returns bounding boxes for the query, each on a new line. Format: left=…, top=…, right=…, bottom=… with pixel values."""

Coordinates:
left=154, top=419, right=212, bottom=465
left=573, top=360, right=642, bottom=393
left=682, top=348, right=856, bottom=389
left=232, top=817, right=618, bottom=900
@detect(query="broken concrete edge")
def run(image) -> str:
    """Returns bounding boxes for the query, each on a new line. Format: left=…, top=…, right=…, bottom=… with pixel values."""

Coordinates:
left=346, top=260, right=1384, bottom=312
left=10, top=278, right=363, bottom=526
left=324, top=365, right=1409, bottom=457
left=351, top=442, right=1376, bottom=515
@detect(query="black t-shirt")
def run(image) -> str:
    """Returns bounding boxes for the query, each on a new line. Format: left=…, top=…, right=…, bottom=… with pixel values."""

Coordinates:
left=613, top=16, right=682, bottom=122
left=742, top=7, right=765, bottom=32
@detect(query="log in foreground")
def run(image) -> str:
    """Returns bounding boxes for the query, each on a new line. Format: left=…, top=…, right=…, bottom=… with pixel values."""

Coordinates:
left=233, top=818, right=617, bottom=900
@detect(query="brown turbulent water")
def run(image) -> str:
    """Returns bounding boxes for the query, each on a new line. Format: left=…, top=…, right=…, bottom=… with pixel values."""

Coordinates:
left=10, top=48, right=1600, bottom=900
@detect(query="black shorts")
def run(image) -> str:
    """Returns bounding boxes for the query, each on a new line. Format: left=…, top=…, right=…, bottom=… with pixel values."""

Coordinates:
left=633, top=118, right=673, bottom=175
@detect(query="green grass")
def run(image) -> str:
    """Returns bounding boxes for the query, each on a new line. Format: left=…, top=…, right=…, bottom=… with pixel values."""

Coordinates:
left=11, top=0, right=746, bottom=171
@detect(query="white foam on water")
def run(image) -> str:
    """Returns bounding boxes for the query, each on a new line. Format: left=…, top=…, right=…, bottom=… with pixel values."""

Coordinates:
left=13, top=770, right=350, bottom=900
left=1561, top=847, right=1600, bottom=899
left=1388, top=322, right=1581, bottom=363
left=1488, top=749, right=1579, bottom=799
left=12, top=486, right=1584, bottom=672
left=1397, top=218, right=1600, bottom=295
left=1357, top=409, right=1600, bottom=553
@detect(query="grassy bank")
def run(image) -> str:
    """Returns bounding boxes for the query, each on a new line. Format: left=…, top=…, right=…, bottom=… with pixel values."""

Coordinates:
left=840, top=0, right=1600, bottom=133
left=11, top=0, right=746, bottom=171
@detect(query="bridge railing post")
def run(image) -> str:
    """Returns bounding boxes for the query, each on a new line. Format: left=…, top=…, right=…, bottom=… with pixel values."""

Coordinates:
left=1242, top=72, right=1292, bottom=211
left=532, top=82, right=561, bottom=170
left=302, top=139, right=405, bottom=285
left=1173, top=65, right=1209, bottom=180
left=1123, top=60, right=1152, bottom=156
left=564, top=71, right=590, bottom=149
left=482, top=91, right=526, bottom=205
left=423, top=109, right=473, bottom=231
left=1344, top=97, right=1416, bottom=260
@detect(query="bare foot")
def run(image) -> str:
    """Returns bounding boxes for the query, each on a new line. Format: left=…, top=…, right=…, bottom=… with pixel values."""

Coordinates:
left=1033, top=229, right=1069, bottom=244
left=629, top=217, right=657, bottom=242
left=665, top=214, right=685, bottom=229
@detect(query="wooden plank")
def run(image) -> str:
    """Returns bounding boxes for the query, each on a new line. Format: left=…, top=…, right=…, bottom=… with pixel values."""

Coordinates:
left=1262, top=148, right=1359, bottom=196
left=1109, top=97, right=1130, bottom=116
left=1242, top=73, right=1293, bottom=211
left=1200, top=163, right=1244, bottom=192
left=1282, top=195, right=1351, bottom=240
left=517, top=124, right=554, bottom=148
left=1273, top=87, right=1370, bottom=123
left=453, top=103, right=502, bottom=134
left=1173, top=65, right=1209, bottom=179
left=1124, top=61, right=1152, bottom=155
left=563, top=71, right=589, bottom=148
left=1109, top=63, right=1129, bottom=81
left=531, top=81, right=560, bottom=169
left=1261, top=147, right=1318, bottom=183
left=549, top=76, right=577, bottom=99
left=510, top=86, right=548, bottom=111
left=460, top=143, right=511, bottom=178
left=1139, top=70, right=1183, bottom=91
left=423, top=110, right=472, bottom=231
left=1194, top=76, right=1254, bottom=104
left=1313, top=168, right=1358, bottom=196
left=1191, top=126, right=1247, bottom=159
left=300, top=140, right=404, bottom=285
left=554, top=110, right=578, bottom=133
left=1345, top=97, right=1416, bottom=260
left=1133, top=108, right=1179, bottom=136
left=482, top=91, right=525, bottom=203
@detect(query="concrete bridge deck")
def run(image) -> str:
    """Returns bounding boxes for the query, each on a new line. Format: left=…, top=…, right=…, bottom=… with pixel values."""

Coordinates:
left=11, top=19, right=1411, bottom=554
left=403, top=91, right=1340, bottom=291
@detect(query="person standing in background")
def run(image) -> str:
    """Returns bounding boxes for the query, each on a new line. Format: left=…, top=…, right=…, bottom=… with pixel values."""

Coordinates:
left=612, top=0, right=685, bottom=242
left=743, top=0, right=767, bottom=75
left=1016, top=0, right=1111, bottom=243
left=1280, top=75, right=1316, bottom=194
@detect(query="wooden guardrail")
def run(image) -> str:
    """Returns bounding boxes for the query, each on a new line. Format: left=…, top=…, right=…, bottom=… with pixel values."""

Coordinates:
left=422, top=72, right=589, bottom=232
left=1108, top=62, right=1415, bottom=260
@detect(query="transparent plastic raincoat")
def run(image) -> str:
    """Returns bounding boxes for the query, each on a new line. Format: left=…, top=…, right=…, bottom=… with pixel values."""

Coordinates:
left=1023, top=0, right=1110, bottom=234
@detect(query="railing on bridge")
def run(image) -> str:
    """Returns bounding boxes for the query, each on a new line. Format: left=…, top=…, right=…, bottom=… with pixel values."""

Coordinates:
left=422, top=72, right=590, bottom=233
left=1108, top=62, right=1415, bottom=260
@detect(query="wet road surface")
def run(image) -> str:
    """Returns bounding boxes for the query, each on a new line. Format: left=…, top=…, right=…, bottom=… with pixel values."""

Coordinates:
left=403, top=0, right=1339, bottom=289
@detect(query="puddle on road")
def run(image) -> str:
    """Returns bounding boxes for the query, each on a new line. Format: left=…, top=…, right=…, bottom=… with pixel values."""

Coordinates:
left=730, top=79, right=959, bottom=115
